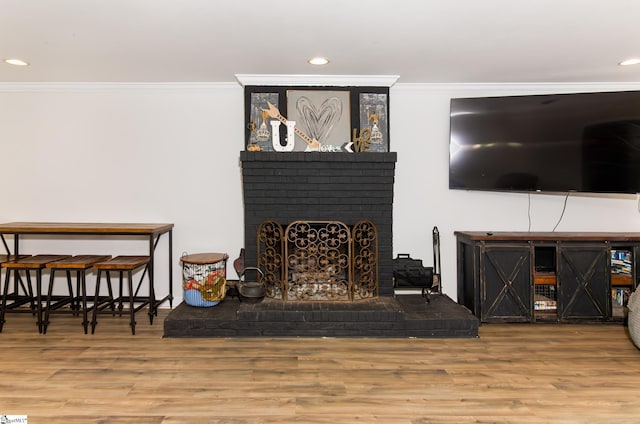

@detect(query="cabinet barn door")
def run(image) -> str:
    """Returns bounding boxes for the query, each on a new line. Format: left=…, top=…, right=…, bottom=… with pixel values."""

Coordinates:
left=480, top=244, right=532, bottom=322
left=557, top=243, right=609, bottom=321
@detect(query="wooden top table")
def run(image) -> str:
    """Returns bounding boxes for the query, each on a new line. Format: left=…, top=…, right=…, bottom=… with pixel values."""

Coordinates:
left=0, top=222, right=174, bottom=309
left=0, top=222, right=173, bottom=235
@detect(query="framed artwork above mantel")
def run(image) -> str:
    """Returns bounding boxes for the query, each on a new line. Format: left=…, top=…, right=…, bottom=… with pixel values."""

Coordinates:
left=244, top=85, right=390, bottom=153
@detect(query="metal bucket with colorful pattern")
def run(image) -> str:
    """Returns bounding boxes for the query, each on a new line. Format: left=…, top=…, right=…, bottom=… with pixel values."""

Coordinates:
left=181, top=252, right=228, bottom=307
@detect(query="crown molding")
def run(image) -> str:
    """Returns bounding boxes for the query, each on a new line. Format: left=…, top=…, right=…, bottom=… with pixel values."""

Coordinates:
left=1, top=80, right=638, bottom=94
left=0, top=82, right=239, bottom=92
left=392, top=81, right=640, bottom=94
left=235, top=74, right=400, bottom=87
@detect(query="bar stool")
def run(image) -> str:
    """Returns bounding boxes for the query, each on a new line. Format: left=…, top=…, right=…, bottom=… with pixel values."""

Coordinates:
left=91, top=255, right=151, bottom=335
left=43, top=255, right=112, bottom=334
left=0, top=254, right=32, bottom=332
left=0, top=254, right=32, bottom=305
left=1, top=254, right=71, bottom=333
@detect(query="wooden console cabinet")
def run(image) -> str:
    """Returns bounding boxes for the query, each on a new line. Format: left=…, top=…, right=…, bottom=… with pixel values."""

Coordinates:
left=455, top=231, right=638, bottom=323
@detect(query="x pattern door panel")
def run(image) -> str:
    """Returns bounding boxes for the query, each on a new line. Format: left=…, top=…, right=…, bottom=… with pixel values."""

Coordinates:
left=481, top=244, right=532, bottom=322
left=557, top=244, right=609, bottom=320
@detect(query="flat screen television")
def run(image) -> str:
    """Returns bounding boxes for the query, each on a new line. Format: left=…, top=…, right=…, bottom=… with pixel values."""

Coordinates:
left=449, top=90, right=640, bottom=194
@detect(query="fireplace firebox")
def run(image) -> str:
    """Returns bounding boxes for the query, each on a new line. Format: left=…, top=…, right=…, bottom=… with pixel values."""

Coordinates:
left=240, top=151, right=397, bottom=297
left=256, top=219, right=378, bottom=301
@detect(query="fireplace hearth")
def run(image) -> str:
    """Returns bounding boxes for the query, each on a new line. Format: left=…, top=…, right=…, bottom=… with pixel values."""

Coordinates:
left=163, top=294, right=480, bottom=338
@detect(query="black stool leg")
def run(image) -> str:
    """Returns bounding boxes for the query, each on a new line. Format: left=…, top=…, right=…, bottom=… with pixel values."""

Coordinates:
left=0, top=269, right=10, bottom=332
left=105, top=272, right=116, bottom=315
left=80, top=270, right=89, bottom=334
left=118, top=270, right=124, bottom=313
left=127, top=270, right=136, bottom=335
left=65, top=270, right=77, bottom=314
left=35, top=269, right=44, bottom=334
left=14, top=271, right=34, bottom=311
left=43, top=269, right=56, bottom=334
left=75, top=270, right=82, bottom=316
left=147, top=264, right=156, bottom=324
left=24, top=271, right=36, bottom=318
left=91, top=269, right=102, bottom=334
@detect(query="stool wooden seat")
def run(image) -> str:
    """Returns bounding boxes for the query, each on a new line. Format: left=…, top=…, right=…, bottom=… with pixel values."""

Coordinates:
left=0, top=254, right=32, bottom=312
left=0, top=255, right=30, bottom=263
left=1, top=254, right=71, bottom=333
left=44, top=255, right=112, bottom=334
left=91, top=255, right=151, bottom=335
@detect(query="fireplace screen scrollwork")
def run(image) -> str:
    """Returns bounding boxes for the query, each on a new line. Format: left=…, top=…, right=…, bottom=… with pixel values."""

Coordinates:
left=286, top=221, right=351, bottom=301
left=257, top=219, right=378, bottom=302
left=351, top=220, right=379, bottom=300
left=257, top=220, right=285, bottom=299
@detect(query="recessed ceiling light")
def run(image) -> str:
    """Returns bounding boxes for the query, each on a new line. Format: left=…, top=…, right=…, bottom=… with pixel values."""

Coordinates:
left=4, top=58, right=30, bottom=66
left=308, top=57, right=329, bottom=66
left=619, top=58, right=640, bottom=66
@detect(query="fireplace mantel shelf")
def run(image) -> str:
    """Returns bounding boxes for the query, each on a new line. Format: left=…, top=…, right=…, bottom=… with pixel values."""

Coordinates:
left=240, top=151, right=397, bottom=163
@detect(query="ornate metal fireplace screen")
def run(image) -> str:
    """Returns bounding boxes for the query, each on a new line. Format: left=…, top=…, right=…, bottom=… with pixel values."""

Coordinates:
left=257, top=220, right=378, bottom=301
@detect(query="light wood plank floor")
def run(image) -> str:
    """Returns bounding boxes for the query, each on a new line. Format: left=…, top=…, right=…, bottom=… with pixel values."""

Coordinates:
left=0, top=308, right=639, bottom=423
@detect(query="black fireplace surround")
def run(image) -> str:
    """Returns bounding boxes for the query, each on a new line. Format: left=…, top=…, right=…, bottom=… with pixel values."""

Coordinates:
left=240, top=151, right=397, bottom=296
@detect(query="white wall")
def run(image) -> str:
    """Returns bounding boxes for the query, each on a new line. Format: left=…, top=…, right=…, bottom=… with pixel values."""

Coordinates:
left=1, top=81, right=640, bottom=304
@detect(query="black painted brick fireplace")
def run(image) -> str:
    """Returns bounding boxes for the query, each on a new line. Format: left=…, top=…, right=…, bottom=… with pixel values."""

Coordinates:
left=240, top=151, right=397, bottom=296
left=164, top=150, right=480, bottom=338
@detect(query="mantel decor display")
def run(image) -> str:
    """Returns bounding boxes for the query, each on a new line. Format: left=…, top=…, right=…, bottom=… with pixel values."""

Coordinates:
left=244, top=85, right=389, bottom=153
